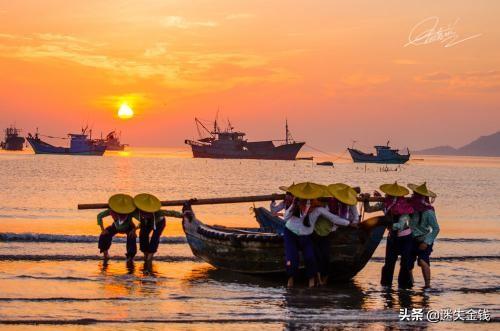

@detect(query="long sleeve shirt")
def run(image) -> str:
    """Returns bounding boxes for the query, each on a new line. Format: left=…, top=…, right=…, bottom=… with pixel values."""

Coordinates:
left=348, top=205, right=360, bottom=224
left=409, top=210, right=440, bottom=245
left=284, top=205, right=350, bottom=236
left=97, top=209, right=134, bottom=232
left=132, top=209, right=183, bottom=225
left=270, top=201, right=285, bottom=214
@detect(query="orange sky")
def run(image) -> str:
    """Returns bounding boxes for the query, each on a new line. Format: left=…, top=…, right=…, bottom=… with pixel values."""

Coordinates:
left=0, top=1, right=499, bottom=150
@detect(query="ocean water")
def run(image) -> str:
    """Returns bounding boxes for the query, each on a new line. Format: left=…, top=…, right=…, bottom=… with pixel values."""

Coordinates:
left=0, top=147, right=499, bottom=329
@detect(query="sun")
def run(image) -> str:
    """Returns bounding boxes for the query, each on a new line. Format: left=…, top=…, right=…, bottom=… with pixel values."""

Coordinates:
left=117, top=103, right=134, bottom=119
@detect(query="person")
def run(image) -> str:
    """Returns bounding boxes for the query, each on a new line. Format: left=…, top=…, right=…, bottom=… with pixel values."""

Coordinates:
left=407, top=183, right=440, bottom=288
left=133, top=193, right=183, bottom=262
left=283, top=182, right=351, bottom=288
left=270, top=186, right=294, bottom=216
left=362, top=182, right=414, bottom=288
left=97, top=194, right=137, bottom=262
left=313, top=183, right=359, bottom=285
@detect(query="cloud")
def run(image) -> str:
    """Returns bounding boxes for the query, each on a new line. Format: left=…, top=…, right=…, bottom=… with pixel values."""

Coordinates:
left=161, top=16, right=218, bottom=29
left=415, top=70, right=500, bottom=92
left=144, top=43, right=168, bottom=58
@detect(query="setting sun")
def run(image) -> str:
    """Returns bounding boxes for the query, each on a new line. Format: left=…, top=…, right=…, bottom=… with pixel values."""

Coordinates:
left=117, top=103, right=134, bottom=119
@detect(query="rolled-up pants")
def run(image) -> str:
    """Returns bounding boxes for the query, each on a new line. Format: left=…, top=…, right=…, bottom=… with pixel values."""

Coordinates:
left=381, top=232, right=413, bottom=288
left=98, top=223, right=137, bottom=258
left=284, top=228, right=317, bottom=279
left=139, top=218, right=166, bottom=254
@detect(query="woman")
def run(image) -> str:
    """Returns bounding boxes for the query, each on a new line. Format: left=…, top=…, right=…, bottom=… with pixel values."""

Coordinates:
left=97, top=194, right=137, bottom=262
left=313, top=183, right=359, bottom=285
left=270, top=186, right=294, bottom=216
left=133, top=193, right=183, bottom=262
left=363, top=182, right=414, bottom=288
left=284, top=182, right=350, bottom=288
left=407, top=183, right=440, bottom=288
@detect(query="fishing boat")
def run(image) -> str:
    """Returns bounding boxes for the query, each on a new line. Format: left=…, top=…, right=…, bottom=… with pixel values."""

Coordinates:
left=185, top=117, right=304, bottom=160
left=348, top=141, right=410, bottom=164
left=182, top=208, right=385, bottom=280
left=26, top=128, right=106, bottom=155
left=96, top=131, right=127, bottom=151
left=1, top=126, right=25, bottom=151
left=316, top=161, right=334, bottom=166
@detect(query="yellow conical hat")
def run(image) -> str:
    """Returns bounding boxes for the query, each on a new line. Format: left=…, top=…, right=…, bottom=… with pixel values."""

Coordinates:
left=408, top=182, right=437, bottom=198
left=108, top=194, right=136, bottom=214
left=328, top=184, right=358, bottom=206
left=379, top=182, right=409, bottom=197
left=287, top=182, right=331, bottom=199
left=134, top=193, right=161, bottom=213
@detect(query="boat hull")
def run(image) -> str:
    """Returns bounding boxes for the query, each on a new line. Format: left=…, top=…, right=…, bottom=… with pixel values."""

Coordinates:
left=188, top=141, right=304, bottom=160
left=183, top=209, right=385, bottom=280
left=2, top=136, right=25, bottom=151
left=27, top=137, right=105, bottom=156
left=348, top=148, right=410, bottom=164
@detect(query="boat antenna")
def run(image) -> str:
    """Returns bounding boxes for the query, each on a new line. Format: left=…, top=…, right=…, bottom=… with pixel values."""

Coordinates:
left=387, top=140, right=390, bottom=147
left=351, top=140, right=357, bottom=149
left=285, top=118, right=289, bottom=144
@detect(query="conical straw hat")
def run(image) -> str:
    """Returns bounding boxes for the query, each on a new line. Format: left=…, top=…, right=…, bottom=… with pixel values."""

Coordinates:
left=287, top=182, right=331, bottom=199
left=408, top=182, right=437, bottom=198
left=379, top=182, right=409, bottom=197
left=134, top=193, right=161, bottom=213
left=328, top=184, right=358, bottom=206
left=108, top=194, right=136, bottom=214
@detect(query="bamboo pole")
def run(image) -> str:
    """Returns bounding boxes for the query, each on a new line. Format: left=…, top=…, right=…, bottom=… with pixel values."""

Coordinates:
left=77, top=194, right=384, bottom=210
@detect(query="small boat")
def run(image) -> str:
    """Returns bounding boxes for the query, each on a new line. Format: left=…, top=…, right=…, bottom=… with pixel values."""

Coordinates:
left=183, top=208, right=385, bottom=280
left=1, top=126, right=25, bottom=151
left=296, top=156, right=314, bottom=161
left=96, top=131, right=127, bottom=151
left=316, top=161, right=334, bottom=166
left=26, top=128, right=106, bottom=156
left=348, top=141, right=410, bottom=164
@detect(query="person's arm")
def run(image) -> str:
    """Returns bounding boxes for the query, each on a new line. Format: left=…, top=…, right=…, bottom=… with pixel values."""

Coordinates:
left=270, top=201, right=285, bottom=214
left=159, top=209, right=184, bottom=218
left=97, top=209, right=111, bottom=232
left=283, top=203, right=295, bottom=221
left=318, top=208, right=350, bottom=227
left=350, top=205, right=360, bottom=223
left=422, top=212, right=440, bottom=245
left=392, top=214, right=411, bottom=231
left=364, top=201, right=383, bottom=213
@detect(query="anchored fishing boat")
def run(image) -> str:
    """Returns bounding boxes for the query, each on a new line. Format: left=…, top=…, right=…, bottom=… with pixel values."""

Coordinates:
left=26, top=128, right=106, bottom=156
left=1, top=126, right=25, bottom=151
left=348, top=141, right=410, bottom=164
left=182, top=208, right=385, bottom=280
left=185, top=117, right=304, bottom=160
left=96, top=131, right=127, bottom=151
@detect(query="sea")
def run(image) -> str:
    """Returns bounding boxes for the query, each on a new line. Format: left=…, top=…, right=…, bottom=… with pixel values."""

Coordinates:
left=0, top=147, right=498, bottom=330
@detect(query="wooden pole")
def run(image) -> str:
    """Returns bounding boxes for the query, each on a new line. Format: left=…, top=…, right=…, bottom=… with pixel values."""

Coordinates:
left=77, top=194, right=384, bottom=210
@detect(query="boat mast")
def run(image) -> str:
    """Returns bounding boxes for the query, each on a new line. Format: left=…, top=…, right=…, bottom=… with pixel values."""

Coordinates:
left=285, top=119, right=289, bottom=144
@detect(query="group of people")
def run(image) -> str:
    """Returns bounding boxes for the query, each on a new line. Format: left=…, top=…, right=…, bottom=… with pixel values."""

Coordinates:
left=272, top=181, right=439, bottom=289
left=97, top=193, right=183, bottom=262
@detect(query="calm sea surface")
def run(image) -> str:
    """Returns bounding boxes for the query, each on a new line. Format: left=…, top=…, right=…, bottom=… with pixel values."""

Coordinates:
left=0, top=147, right=499, bottom=329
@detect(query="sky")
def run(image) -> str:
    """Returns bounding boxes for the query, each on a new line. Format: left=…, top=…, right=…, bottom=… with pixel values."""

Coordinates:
left=0, top=0, right=499, bottom=151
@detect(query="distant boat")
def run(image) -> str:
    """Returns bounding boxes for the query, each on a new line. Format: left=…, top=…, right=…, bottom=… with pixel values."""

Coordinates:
left=185, top=117, right=305, bottom=160
left=316, top=161, right=334, bottom=166
left=26, top=128, right=106, bottom=156
left=96, top=131, right=127, bottom=151
left=1, top=126, right=25, bottom=151
left=348, top=141, right=410, bottom=164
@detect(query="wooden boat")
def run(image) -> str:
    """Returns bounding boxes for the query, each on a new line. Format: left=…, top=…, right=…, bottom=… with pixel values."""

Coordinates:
left=182, top=208, right=386, bottom=281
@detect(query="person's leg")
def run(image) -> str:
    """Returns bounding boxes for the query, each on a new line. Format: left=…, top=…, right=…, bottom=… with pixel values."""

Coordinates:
left=139, top=222, right=152, bottom=257
left=284, top=228, right=299, bottom=287
left=317, top=235, right=331, bottom=285
left=148, top=219, right=166, bottom=260
left=418, top=244, right=433, bottom=288
left=398, top=235, right=414, bottom=288
left=299, top=235, right=318, bottom=288
left=125, top=225, right=137, bottom=260
left=381, top=232, right=398, bottom=286
left=98, top=225, right=118, bottom=259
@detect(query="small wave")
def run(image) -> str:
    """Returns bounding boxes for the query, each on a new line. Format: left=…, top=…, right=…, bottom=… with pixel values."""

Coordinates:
left=16, top=275, right=97, bottom=282
left=0, top=254, right=199, bottom=262
left=370, top=255, right=500, bottom=262
left=0, top=297, right=136, bottom=302
left=437, top=238, right=500, bottom=243
left=0, top=233, right=186, bottom=244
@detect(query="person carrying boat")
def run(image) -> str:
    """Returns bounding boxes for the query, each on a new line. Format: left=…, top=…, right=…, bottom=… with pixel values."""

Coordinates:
left=407, top=183, right=440, bottom=288
left=97, top=194, right=137, bottom=262
left=284, top=182, right=351, bottom=288
left=270, top=186, right=294, bottom=216
left=362, top=182, right=414, bottom=288
left=133, top=193, right=184, bottom=262
left=313, top=183, right=360, bottom=285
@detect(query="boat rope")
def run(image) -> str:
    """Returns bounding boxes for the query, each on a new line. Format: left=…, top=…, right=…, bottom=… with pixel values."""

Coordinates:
left=303, top=144, right=351, bottom=162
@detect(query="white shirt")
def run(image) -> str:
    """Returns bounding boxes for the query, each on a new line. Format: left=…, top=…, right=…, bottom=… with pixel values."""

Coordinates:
left=284, top=205, right=350, bottom=236
left=270, top=200, right=285, bottom=214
